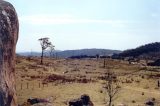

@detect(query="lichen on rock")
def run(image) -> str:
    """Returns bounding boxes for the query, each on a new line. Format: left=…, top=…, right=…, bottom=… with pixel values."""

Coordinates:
left=0, top=0, right=19, bottom=106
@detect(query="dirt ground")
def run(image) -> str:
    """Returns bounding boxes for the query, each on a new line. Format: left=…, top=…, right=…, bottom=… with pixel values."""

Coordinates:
left=15, top=56, right=160, bottom=106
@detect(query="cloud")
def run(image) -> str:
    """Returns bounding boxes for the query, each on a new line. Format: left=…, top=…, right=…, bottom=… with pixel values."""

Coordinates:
left=19, top=14, right=130, bottom=27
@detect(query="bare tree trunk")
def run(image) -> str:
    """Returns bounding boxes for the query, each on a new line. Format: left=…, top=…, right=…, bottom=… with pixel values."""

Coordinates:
left=41, top=49, right=44, bottom=64
left=0, top=1, right=19, bottom=106
left=108, top=96, right=112, bottom=106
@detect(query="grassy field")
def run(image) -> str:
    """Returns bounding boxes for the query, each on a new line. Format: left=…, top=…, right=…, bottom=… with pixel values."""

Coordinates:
left=15, top=56, right=160, bottom=106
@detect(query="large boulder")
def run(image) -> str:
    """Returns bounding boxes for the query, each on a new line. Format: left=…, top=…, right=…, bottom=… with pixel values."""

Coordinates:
left=145, top=100, right=154, bottom=106
left=69, top=94, right=94, bottom=106
left=27, top=98, right=50, bottom=105
left=69, top=98, right=83, bottom=106
left=0, top=1, right=19, bottom=106
left=81, top=94, right=91, bottom=105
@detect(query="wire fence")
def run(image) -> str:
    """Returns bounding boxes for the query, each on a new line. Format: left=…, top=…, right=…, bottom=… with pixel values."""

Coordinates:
left=15, top=82, right=58, bottom=91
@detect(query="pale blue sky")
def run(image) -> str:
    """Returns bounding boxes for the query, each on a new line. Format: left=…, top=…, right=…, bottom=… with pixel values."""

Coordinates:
left=6, top=0, right=160, bottom=52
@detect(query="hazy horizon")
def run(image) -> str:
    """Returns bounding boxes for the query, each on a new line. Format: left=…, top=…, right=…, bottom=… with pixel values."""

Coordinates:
left=7, top=0, right=160, bottom=52
left=16, top=48, right=122, bottom=53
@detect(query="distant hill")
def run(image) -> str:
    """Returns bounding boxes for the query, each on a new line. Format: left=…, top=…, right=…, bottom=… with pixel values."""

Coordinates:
left=118, top=42, right=160, bottom=59
left=17, top=49, right=121, bottom=58
left=56, top=49, right=121, bottom=58
left=17, top=52, right=41, bottom=57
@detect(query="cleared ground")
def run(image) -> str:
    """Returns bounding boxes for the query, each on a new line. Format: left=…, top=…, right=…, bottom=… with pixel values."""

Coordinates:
left=15, top=56, right=160, bottom=106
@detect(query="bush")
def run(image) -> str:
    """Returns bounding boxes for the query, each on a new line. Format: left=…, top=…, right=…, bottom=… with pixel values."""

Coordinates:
left=152, top=98, right=156, bottom=101
left=132, top=100, right=136, bottom=103
left=141, top=75, right=145, bottom=79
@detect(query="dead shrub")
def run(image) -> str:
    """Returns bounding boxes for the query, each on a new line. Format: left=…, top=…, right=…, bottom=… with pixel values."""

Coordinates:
left=132, top=100, right=136, bottom=103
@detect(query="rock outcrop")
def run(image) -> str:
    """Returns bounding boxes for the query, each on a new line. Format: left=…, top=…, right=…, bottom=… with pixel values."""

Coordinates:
left=69, top=94, right=94, bottom=106
left=27, top=98, right=50, bottom=105
left=0, top=0, right=19, bottom=106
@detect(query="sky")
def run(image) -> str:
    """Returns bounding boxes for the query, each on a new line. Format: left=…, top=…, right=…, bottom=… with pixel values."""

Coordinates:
left=6, top=0, right=160, bottom=52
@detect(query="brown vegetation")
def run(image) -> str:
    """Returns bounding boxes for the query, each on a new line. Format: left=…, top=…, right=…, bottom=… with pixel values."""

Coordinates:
left=15, top=56, right=160, bottom=106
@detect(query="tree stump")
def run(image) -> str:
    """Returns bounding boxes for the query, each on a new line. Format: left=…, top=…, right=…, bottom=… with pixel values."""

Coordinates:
left=0, top=1, right=19, bottom=106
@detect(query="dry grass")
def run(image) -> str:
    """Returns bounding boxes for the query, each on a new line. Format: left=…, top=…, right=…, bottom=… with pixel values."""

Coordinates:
left=15, top=56, right=160, bottom=106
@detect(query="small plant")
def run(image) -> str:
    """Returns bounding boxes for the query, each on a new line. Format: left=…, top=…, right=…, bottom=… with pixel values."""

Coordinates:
left=135, top=80, right=140, bottom=83
left=141, top=75, right=145, bottom=79
left=152, top=98, right=156, bottom=101
left=132, top=100, right=136, bottom=103
left=99, top=90, right=103, bottom=93
left=154, top=87, right=159, bottom=89
left=131, top=78, right=134, bottom=81
left=125, top=79, right=132, bottom=83
left=27, top=56, right=31, bottom=61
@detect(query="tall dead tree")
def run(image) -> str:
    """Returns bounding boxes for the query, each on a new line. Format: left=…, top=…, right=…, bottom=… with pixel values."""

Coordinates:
left=0, top=1, right=19, bottom=106
left=49, top=44, right=55, bottom=58
left=104, top=71, right=120, bottom=106
left=38, top=37, right=51, bottom=64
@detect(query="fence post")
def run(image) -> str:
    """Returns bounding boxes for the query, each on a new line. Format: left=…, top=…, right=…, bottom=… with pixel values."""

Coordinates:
left=43, top=83, right=44, bottom=88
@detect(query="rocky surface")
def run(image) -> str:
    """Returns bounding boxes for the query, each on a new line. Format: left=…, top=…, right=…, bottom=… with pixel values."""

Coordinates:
left=69, top=94, right=94, bottom=106
left=0, top=0, right=19, bottom=106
